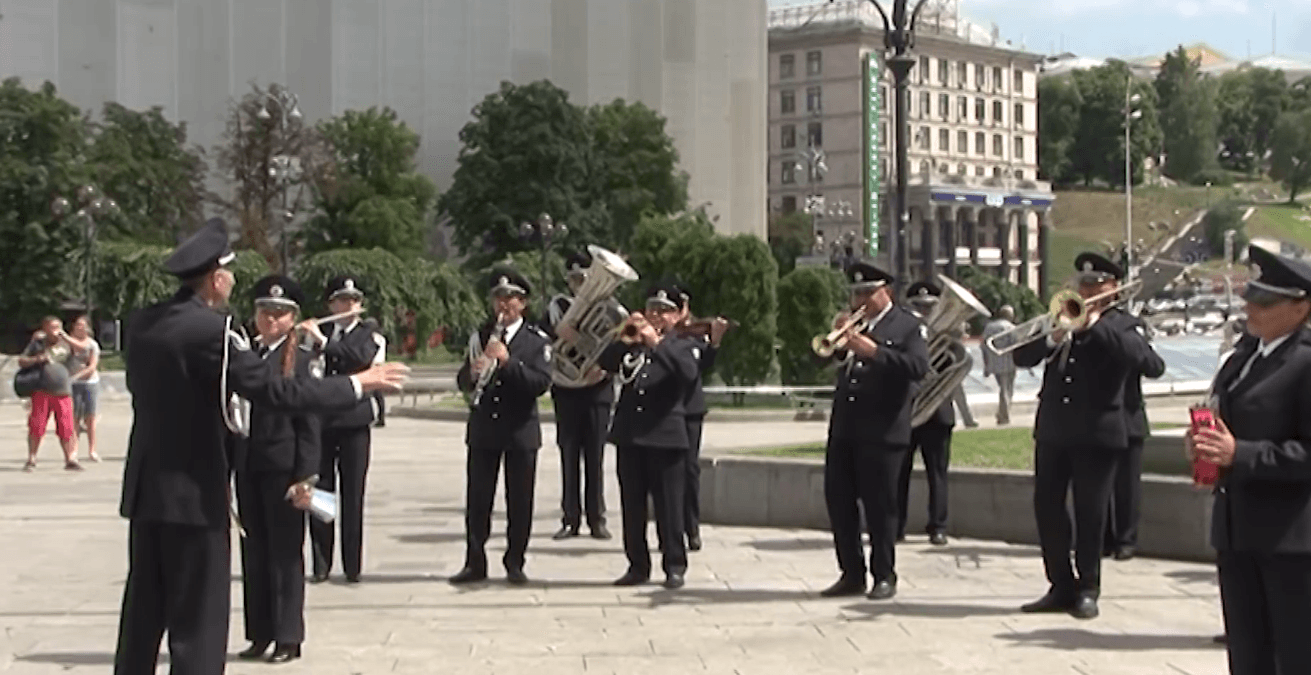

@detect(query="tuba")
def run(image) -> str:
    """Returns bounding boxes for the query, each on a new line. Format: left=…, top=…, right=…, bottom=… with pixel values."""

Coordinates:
left=550, top=245, right=640, bottom=387
left=910, top=275, right=991, bottom=428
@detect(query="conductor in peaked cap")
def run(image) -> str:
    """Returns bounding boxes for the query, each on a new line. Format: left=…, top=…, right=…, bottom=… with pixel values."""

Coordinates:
left=112, top=218, right=407, bottom=675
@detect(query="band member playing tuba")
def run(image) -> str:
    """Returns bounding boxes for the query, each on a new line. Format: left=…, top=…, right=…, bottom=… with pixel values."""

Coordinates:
left=451, top=269, right=553, bottom=585
left=544, top=251, right=614, bottom=541
left=1015, top=252, right=1159, bottom=620
left=600, top=282, right=700, bottom=589
left=818, top=262, right=929, bottom=600
left=896, top=281, right=954, bottom=547
left=1104, top=303, right=1165, bottom=562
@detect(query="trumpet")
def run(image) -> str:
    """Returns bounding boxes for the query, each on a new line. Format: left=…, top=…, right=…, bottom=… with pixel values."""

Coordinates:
left=985, top=278, right=1142, bottom=356
left=812, top=306, right=870, bottom=358
left=674, top=316, right=739, bottom=339
left=617, top=312, right=651, bottom=345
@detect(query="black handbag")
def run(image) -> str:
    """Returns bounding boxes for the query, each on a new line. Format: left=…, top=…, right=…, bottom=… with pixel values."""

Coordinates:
left=12, top=365, right=42, bottom=398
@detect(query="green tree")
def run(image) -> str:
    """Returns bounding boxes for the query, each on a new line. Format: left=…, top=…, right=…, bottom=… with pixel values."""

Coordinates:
left=439, top=81, right=599, bottom=266
left=1201, top=201, right=1249, bottom=258
left=0, top=78, right=92, bottom=331
left=682, top=235, right=778, bottom=386
left=87, top=102, right=212, bottom=245
left=621, top=211, right=716, bottom=309
left=956, top=266, right=1043, bottom=334
left=776, top=265, right=846, bottom=385
left=769, top=211, right=812, bottom=276
left=473, top=249, right=567, bottom=320
left=1217, top=68, right=1290, bottom=173
left=303, top=107, right=437, bottom=257
left=1270, top=109, right=1311, bottom=202
left=587, top=99, right=688, bottom=245
left=1069, top=61, right=1163, bottom=187
left=1291, top=76, right=1311, bottom=112
left=1038, top=76, right=1083, bottom=185
left=1155, top=47, right=1219, bottom=183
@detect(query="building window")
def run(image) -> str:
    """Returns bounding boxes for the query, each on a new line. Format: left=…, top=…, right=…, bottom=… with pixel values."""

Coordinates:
left=781, top=124, right=796, bottom=149
left=918, top=126, right=931, bottom=150
left=781, top=162, right=796, bottom=184
left=957, top=130, right=968, bottom=154
left=939, top=163, right=949, bottom=174
left=808, top=122, right=823, bottom=148
left=806, top=86, right=822, bottom=113
left=1014, top=70, right=1024, bottom=94
left=1015, top=136, right=1025, bottom=159
left=939, top=128, right=950, bottom=151
left=956, top=163, right=966, bottom=175
left=919, top=159, right=931, bottom=174
left=957, top=61, right=968, bottom=87
left=975, top=165, right=985, bottom=176
left=1015, top=169, right=1024, bottom=180
left=1015, top=103, right=1025, bottom=128
left=780, top=54, right=795, bottom=79
left=993, top=66, right=1003, bottom=92
left=975, top=132, right=985, bottom=155
left=781, top=90, right=795, bottom=114
left=880, top=86, right=888, bottom=112
left=957, top=96, right=968, bottom=120
left=975, top=98, right=985, bottom=122
left=993, top=134, right=1003, bottom=157
left=992, top=100, right=1003, bottom=124
left=919, top=91, right=930, bottom=119
left=806, top=51, right=822, bottom=76
left=993, top=166, right=1002, bottom=178
left=938, top=58, right=949, bottom=84
left=782, top=195, right=797, bottom=213
left=939, top=93, right=949, bottom=120
left=881, top=158, right=889, bottom=179
left=880, top=123, right=887, bottom=148
left=975, top=63, right=986, bottom=90
left=919, top=56, right=931, bottom=83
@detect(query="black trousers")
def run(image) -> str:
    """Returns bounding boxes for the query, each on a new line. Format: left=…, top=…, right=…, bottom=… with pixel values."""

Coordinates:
left=1033, top=442, right=1119, bottom=597
left=896, top=423, right=952, bottom=538
left=552, top=392, right=610, bottom=529
left=310, top=425, right=370, bottom=578
left=684, top=417, right=705, bottom=539
left=825, top=438, right=907, bottom=583
left=464, top=444, right=538, bottom=572
left=1218, top=551, right=1311, bottom=675
left=617, top=444, right=687, bottom=577
left=236, top=471, right=307, bottom=645
left=114, top=520, right=230, bottom=675
left=1104, top=436, right=1144, bottom=551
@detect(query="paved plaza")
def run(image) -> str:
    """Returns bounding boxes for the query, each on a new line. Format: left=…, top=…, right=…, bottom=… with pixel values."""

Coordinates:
left=1, top=400, right=1228, bottom=674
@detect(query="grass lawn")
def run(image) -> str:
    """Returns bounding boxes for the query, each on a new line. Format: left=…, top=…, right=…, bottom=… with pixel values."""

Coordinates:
left=743, top=423, right=1184, bottom=471
left=1248, top=203, right=1311, bottom=250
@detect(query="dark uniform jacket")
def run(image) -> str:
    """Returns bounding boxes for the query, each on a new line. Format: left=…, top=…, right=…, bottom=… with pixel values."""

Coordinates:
left=1124, top=315, right=1167, bottom=440
left=542, top=295, right=615, bottom=405
left=235, top=339, right=322, bottom=480
left=1211, top=329, right=1311, bottom=554
left=828, top=304, right=931, bottom=447
left=600, top=335, right=699, bottom=449
left=684, top=333, right=719, bottom=420
left=1013, top=308, right=1157, bottom=449
left=120, top=288, right=358, bottom=528
left=456, top=320, right=553, bottom=451
left=320, top=320, right=385, bottom=429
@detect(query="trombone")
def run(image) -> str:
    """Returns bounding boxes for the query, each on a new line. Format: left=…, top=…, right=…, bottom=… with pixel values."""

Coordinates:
left=811, top=306, right=870, bottom=358
left=984, top=278, right=1143, bottom=356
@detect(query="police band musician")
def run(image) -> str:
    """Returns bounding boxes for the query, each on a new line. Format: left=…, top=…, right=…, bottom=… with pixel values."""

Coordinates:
left=234, top=275, right=321, bottom=664
left=1189, top=245, right=1311, bottom=675
left=297, top=276, right=388, bottom=584
left=544, top=251, right=615, bottom=541
left=1014, top=252, right=1161, bottom=620
left=897, top=280, right=954, bottom=547
left=600, top=282, right=700, bottom=590
left=113, top=218, right=406, bottom=675
left=819, top=262, right=930, bottom=600
left=451, top=269, right=554, bottom=585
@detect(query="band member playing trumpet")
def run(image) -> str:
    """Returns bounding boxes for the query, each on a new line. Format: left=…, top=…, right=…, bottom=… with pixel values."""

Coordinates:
left=235, top=275, right=321, bottom=664
left=897, top=281, right=954, bottom=547
left=819, top=262, right=929, bottom=600
left=452, top=269, right=553, bottom=585
left=600, top=283, right=700, bottom=589
left=299, top=276, right=387, bottom=584
left=544, top=251, right=614, bottom=541
left=1015, top=252, right=1159, bottom=620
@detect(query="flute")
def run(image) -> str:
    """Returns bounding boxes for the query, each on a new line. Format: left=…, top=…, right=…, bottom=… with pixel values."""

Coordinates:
left=313, top=307, right=366, bottom=325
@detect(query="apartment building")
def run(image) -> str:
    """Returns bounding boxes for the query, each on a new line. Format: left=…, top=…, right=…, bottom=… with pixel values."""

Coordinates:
left=769, top=0, right=1054, bottom=291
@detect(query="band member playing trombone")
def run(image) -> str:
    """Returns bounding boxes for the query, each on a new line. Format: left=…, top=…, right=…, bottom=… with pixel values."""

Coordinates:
left=299, top=276, right=386, bottom=584
left=451, top=269, right=553, bottom=585
left=818, top=262, right=929, bottom=600
left=1013, top=252, right=1158, bottom=620
left=897, top=281, right=953, bottom=547
left=544, top=251, right=614, bottom=541
left=235, top=275, right=321, bottom=664
left=600, top=282, right=699, bottom=589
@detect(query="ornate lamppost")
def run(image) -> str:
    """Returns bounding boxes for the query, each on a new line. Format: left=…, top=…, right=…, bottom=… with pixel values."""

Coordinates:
left=520, top=214, right=568, bottom=314
left=255, top=87, right=303, bottom=273
left=52, top=185, right=118, bottom=319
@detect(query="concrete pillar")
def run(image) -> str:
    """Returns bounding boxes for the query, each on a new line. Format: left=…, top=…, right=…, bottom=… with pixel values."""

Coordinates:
left=922, top=206, right=938, bottom=280
left=945, top=207, right=958, bottom=279
left=1038, top=210, right=1053, bottom=303
left=1018, top=209, right=1032, bottom=289
left=998, top=209, right=1013, bottom=282
left=967, top=207, right=980, bottom=268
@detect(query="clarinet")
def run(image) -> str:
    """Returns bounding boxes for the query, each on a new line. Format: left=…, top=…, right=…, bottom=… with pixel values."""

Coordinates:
left=471, top=315, right=507, bottom=408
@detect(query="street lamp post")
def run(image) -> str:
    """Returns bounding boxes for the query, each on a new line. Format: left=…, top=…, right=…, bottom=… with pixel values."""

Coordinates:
left=844, top=0, right=929, bottom=294
left=520, top=214, right=568, bottom=314
left=255, top=87, right=303, bottom=273
left=795, top=147, right=828, bottom=238
left=1124, top=78, right=1143, bottom=281
left=52, top=186, right=118, bottom=320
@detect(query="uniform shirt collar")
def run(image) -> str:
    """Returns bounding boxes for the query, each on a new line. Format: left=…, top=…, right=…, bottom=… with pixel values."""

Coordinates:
left=502, top=317, right=525, bottom=344
left=1257, top=332, right=1293, bottom=357
left=864, top=302, right=894, bottom=331
left=257, top=334, right=288, bottom=358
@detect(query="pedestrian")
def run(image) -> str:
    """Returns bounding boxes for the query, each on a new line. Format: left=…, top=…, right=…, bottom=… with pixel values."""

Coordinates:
left=17, top=316, right=88, bottom=471
left=949, top=321, right=978, bottom=428
left=67, top=314, right=102, bottom=463
left=981, top=305, right=1018, bottom=425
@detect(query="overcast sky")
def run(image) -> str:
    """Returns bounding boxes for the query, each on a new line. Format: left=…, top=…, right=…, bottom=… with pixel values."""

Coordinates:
left=768, top=0, right=1311, bottom=61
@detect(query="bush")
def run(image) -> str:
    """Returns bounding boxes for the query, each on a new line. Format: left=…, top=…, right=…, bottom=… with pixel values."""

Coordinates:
left=955, top=267, right=1044, bottom=335
left=777, top=266, right=846, bottom=385
left=1202, top=200, right=1248, bottom=258
left=1189, top=168, right=1235, bottom=187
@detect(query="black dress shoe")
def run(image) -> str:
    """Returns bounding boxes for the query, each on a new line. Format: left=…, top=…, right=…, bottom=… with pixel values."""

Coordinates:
left=590, top=523, right=612, bottom=540
left=1071, top=594, right=1099, bottom=620
left=929, top=532, right=948, bottom=546
left=449, top=567, right=488, bottom=585
left=687, top=534, right=702, bottom=551
left=1020, top=590, right=1076, bottom=613
left=267, top=644, right=301, bottom=664
left=819, top=576, right=866, bottom=598
left=345, top=574, right=361, bottom=584
left=238, top=641, right=271, bottom=659
left=309, top=572, right=329, bottom=584
left=867, top=579, right=897, bottom=600
left=1213, top=634, right=1228, bottom=645
left=553, top=525, right=579, bottom=540
left=614, top=570, right=650, bottom=586
left=1113, top=546, right=1136, bottom=561
left=664, top=573, right=685, bottom=589
left=506, top=568, right=529, bottom=585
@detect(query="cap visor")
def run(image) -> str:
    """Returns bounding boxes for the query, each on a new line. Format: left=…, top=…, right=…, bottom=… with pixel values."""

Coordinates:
left=491, top=285, right=526, bottom=297
left=217, top=252, right=237, bottom=267
left=646, top=299, right=678, bottom=310
left=1242, top=281, right=1305, bottom=306
left=255, top=298, right=299, bottom=311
